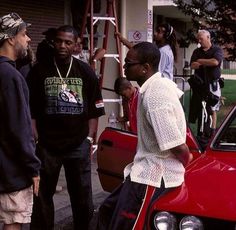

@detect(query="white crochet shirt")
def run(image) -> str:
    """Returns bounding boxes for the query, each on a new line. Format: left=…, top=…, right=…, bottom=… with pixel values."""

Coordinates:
left=124, top=72, right=187, bottom=188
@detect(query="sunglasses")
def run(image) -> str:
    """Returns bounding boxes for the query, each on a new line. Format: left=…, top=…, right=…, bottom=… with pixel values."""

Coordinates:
left=124, top=59, right=143, bottom=68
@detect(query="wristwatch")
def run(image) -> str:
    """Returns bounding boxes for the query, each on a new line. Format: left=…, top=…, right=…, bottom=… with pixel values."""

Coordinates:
left=86, top=136, right=94, bottom=144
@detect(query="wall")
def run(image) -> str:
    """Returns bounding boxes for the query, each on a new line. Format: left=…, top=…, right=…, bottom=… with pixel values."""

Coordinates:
left=0, top=0, right=64, bottom=53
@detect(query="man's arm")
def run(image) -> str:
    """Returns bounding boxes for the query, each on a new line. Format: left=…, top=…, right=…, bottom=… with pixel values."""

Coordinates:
left=90, top=48, right=106, bottom=70
left=115, top=32, right=133, bottom=49
left=191, top=58, right=219, bottom=69
left=170, top=143, right=193, bottom=167
left=190, top=61, right=201, bottom=69
left=196, top=58, right=219, bottom=66
left=31, top=118, right=38, bottom=143
left=88, top=118, right=98, bottom=140
left=32, top=176, right=40, bottom=196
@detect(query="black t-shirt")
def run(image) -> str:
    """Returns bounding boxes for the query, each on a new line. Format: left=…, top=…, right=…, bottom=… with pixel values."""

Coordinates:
left=190, top=45, right=223, bottom=82
left=27, top=58, right=105, bottom=152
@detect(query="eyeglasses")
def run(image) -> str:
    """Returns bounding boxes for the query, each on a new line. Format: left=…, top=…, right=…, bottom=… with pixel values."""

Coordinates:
left=124, top=59, right=143, bottom=68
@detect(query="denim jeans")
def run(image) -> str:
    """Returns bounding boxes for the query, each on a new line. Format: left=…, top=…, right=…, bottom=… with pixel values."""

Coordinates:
left=30, top=138, right=93, bottom=230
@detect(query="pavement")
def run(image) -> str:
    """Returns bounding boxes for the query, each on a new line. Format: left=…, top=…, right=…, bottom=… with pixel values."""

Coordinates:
left=52, top=151, right=110, bottom=230
left=53, top=151, right=109, bottom=230
left=10, top=151, right=109, bottom=230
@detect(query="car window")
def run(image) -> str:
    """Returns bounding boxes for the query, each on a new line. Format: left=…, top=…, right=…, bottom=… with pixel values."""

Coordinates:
left=213, top=109, right=236, bottom=150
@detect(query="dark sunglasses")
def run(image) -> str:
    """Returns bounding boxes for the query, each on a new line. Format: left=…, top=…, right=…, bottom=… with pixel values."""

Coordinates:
left=124, top=59, right=143, bottom=68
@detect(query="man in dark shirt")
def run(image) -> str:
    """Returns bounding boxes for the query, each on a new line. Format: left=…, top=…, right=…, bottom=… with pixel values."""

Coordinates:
left=36, top=28, right=56, bottom=64
left=27, top=25, right=105, bottom=230
left=190, top=29, right=223, bottom=137
left=0, top=12, right=41, bottom=230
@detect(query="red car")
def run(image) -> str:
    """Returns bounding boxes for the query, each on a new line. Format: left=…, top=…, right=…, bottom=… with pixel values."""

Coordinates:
left=97, top=105, right=236, bottom=229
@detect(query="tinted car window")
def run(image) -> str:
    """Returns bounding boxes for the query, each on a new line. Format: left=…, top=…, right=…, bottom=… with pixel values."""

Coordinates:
left=213, top=108, right=236, bottom=150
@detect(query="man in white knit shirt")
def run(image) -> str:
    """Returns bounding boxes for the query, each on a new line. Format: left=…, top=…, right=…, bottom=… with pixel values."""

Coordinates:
left=97, top=42, right=192, bottom=230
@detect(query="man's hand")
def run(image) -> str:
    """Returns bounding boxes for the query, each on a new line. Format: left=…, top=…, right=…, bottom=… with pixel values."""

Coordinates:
left=191, top=61, right=201, bottom=69
left=32, top=176, right=40, bottom=196
left=114, top=32, right=133, bottom=49
left=171, top=143, right=193, bottom=167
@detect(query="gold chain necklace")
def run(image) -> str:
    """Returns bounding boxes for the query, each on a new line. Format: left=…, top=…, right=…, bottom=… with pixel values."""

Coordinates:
left=54, top=57, right=73, bottom=90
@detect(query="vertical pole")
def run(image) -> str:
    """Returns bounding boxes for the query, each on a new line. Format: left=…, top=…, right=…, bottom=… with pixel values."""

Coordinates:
left=90, top=0, right=94, bottom=62
left=147, top=0, right=153, bottom=43
left=99, top=0, right=111, bottom=88
left=112, top=0, right=123, bottom=77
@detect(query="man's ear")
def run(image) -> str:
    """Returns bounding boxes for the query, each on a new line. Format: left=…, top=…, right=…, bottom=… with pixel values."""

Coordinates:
left=142, top=63, right=150, bottom=74
left=7, top=37, right=15, bottom=46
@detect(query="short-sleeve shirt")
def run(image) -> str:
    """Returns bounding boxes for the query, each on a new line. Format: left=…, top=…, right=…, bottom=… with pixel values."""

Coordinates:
left=190, top=45, right=223, bottom=82
left=124, top=72, right=186, bottom=188
left=158, top=44, right=174, bottom=81
left=27, top=57, right=105, bottom=152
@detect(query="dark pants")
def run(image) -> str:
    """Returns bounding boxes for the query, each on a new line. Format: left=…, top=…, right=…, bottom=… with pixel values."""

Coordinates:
left=97, top=177, right=169, bottom=230
left=30, top=139, right=93, bottom=230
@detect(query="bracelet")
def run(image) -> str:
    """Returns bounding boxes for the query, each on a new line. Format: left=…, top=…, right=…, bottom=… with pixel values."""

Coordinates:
left=86, top=136, right=94, bottom=144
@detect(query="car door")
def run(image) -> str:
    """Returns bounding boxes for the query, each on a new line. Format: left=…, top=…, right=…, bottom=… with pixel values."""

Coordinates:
left=97, top=127, right=137, bottom=192
left=97, top=124, right=201, bottom=193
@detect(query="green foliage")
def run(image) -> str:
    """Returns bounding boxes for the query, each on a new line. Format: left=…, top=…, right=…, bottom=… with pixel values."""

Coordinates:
left=221, top=80, right=236, bottom=105
left=221, top=69, right=236, bottom=75
left=174, top=0, right=236, bottom=61
left=216, top=83, right=236, bottom=125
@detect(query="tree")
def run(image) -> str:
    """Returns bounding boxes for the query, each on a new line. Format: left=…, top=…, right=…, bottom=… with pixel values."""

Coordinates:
left=174, top=0, right=236, bottom=61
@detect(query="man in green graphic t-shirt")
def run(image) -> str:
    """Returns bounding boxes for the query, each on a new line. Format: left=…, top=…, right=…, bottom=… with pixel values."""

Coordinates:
left=27, top=25, right=105, bottom=230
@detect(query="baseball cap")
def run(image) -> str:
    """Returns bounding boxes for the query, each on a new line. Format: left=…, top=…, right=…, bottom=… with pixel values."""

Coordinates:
left=0, top=12, right=31, bottom=41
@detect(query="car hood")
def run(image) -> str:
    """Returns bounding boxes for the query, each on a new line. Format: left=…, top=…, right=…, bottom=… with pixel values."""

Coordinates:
left=152, top=152, right=236, bottom=221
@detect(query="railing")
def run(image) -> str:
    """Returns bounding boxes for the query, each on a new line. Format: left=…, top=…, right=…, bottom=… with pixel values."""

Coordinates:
left=174, top=75, right=191, bottom=106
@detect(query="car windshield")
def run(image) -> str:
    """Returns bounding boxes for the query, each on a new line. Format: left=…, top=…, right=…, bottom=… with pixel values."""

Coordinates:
left=213, top=107, right=236, bottom=150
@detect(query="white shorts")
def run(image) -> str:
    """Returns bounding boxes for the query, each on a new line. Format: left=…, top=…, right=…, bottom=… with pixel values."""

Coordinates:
left=0, top=186, right=33, bottom=224
left=210, top=81, right=221, bottom=111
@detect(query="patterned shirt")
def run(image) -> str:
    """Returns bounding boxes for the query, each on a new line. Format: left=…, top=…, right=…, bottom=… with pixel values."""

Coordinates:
left=124, top=72, right=186, bottom=188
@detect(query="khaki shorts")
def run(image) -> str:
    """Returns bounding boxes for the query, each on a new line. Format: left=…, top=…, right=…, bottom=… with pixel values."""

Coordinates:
left=0, top=186, right=33, bottom=224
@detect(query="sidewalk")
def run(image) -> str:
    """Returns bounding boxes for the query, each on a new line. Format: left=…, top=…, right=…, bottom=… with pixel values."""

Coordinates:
left=13, top=152, right=109, bottom=230
left=53, top=152, right=109, bottom=229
